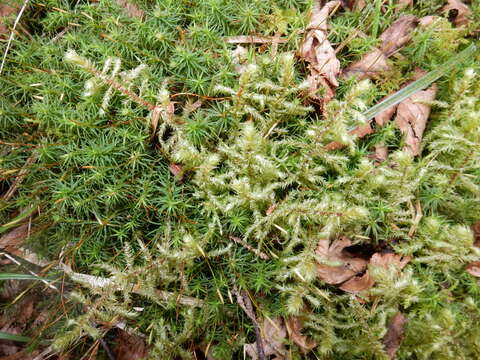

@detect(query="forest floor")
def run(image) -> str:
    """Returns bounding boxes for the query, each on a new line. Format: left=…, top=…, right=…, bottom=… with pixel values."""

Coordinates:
left=0, top=0, right=479, bottom=359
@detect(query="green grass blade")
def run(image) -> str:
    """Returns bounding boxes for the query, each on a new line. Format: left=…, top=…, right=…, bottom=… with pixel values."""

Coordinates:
left=0, top=205, right=38, bottom=235
left=363, top=43, right=477, bottom=121
left=0, top=331, right=31, bottom=342
left=0, top=273, right=48, bottom=281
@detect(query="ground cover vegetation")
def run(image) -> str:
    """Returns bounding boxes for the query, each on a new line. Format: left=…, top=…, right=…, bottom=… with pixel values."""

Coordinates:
left=0, top=0, right=479, bottom=359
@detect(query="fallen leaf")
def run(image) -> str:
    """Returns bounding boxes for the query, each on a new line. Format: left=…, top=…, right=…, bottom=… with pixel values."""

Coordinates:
left=383, top=312, right=407, bottom=359
left=315, top=237, right=368, bottom=284
left=0, top=223, right=31, bottom=255
left=375, top=96, right=398, bottom=126
left=339, top=271, right=374, bottom=293
left=394, top=76, right=437, bottom=156
left=231, top=45, right=248, bottom=74
left=0, top=3, right=18, bottom=38
left=345, top=0, right=366, bottom=10
left=442, top=0, right=472, bottom=27
left=285, top=316, right=317, bottom=353
left=396, top=0, right=413, bottom=8
left=168, top=163, right=182, bottom=177
left=225, top=35, right=288, bottom=44
left=299, top=0, right=342, bottom=102
left=379, top=15, right=418, bottom=56
left=373, top=144, right=388, bottom=162
left=473, top=222, right=480, bottom=247
left=343, top=16, right=418, bottom=79
left=466, top=261, right=480, bottom=278
left=324, top=122, right=374, bottom=151
left=245, top=317, right=287, bottom=360
left=370, top=252, right=411, bottom=271
left=418, top=15, right=442, bottom=28
left=113, top=329, right=149, bottom=360
left=115, top=0, right=144, bottom=19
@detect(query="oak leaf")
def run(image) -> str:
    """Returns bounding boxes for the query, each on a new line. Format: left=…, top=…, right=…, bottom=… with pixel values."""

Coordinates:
left=299, top=0, right=342, bottom=102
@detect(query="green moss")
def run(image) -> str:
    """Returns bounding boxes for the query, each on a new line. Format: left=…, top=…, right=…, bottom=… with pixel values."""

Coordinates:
left=1, top=0, right=480, bottom=358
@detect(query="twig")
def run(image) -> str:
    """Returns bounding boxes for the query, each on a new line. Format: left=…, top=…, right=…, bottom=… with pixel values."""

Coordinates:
left=233, top=287, right=266, bottom=360
left=0, top=0, right=29, bottom=75
left=99, top=338, right=116, bottom=360
left=229, top=236, right=270, bottom=260
left=3, top=152, right=38, bottom=201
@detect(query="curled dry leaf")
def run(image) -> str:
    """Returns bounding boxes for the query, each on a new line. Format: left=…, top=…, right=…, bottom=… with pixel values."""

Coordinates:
left=113, top=329, right=149, bottom=360
left=466, top=261, right=480, bottom=278
left=299, top=0, right=342, bottom=102
left=315, top=237, right=368, bottom=284
left=245, top=317, right=288, bottom=360
left=343, top=15, right=418, bottom=80
left=169, top=163, right=183, bottom=177
left=115, top=0, right=145, bottom=19
left=285, top=317, right=317, bottom=353
left=442, top=0, right=472, bottom=27
left=383, top=312, right=407, bottom=359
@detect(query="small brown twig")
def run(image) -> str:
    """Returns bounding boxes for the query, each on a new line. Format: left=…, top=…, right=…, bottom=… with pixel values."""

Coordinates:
left=233, top=287, right=266, bottom=360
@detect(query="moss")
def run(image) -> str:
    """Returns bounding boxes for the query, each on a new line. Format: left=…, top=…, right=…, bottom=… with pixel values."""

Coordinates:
left=1, top=0, right=480, bottom=359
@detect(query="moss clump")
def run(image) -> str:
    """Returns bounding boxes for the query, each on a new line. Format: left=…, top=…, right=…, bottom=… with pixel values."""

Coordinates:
left=1, top=0, right=480, bottom=359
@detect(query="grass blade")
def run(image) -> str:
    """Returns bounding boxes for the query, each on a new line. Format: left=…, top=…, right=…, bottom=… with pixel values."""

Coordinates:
left=0, top=331, right=31, bottom=342
left=0, top=273, right=48, bottom=281
left=363, top=43, right=477, bottom=120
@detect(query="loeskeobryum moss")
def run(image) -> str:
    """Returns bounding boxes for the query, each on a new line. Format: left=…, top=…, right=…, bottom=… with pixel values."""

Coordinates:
left=1, top=0, right=480, bottom=359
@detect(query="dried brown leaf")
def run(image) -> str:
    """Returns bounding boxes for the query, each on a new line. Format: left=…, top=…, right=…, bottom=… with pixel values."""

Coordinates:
left=442, top=0, right=472, bottom=27
left=394, top=71, right=437, bottom=156
left=225, top=36, right=287, bottom=44
left=343, top=48, right=390, bottom=80
left=379, top=15, right=418, bottom=56
left=343, top=16, right=418, bottom=80
left=300, top=1, right=342, bottom=102
left=383, top=312, right=407, bottom=359
left=168, top=163, right=182, bottom=177
left=285, top=317, right=317, bottom=353
left=0, top=223, right=30, bottom=254
left=0, top=3, right=18, bottom=38
left=418, top=15, right=442, bottom=28
left=375, top=97, right=398, bottom=126
left=315, top=237, right=368, bottom=284
left=113, top=329, right=149, bottom=360
left=339, top=271, right=374, bottom=293
left=370, top=252, right=411, bottom=271
left=245, top=317, right=287, bottom=360
left=473, top=222, right=480, bottom=247
left=373, top=144, right=389, bottom=162
left=115, top=0, right=144, bottom=19
left=466, top=261, right=480, bottom=278
left=324, top=122, right=373, bottom=151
